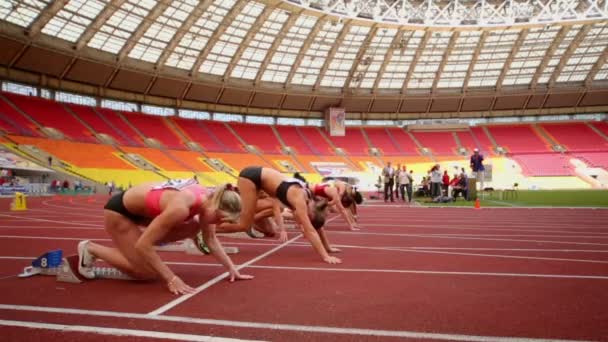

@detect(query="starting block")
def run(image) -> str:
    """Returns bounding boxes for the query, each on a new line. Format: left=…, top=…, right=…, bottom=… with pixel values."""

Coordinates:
left=10, top=192, right=27, bottom=211
left=18, top=249, right=63, bottom=278
left=19, top=250, right=133, bottom=283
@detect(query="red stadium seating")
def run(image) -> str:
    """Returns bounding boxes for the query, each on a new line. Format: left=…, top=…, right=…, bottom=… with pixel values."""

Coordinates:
left=274, top=125, right=316, bottom=154
left=67, top=104, right=126, bottom=144
left=487, top=124, right=551, bottom=153
left=470, top=127, right=494, bottom=154
left=364, top=127, right=402, bottom=155
left=229, top=122, right=282, bottom=154
left=325, top=127, right=369, bottom=156
left=511, top=153, right=574, bottom=176
left=171, top=117, right=226, bottom=152
left=410, top=131, right=458, bottom=155
left=3, top=93, right=95, bottom=142
left=386, top=128, right=420, bottom=155
left=204, top=121, right=244, bottom=152
left=456, top=130, right=479, bottom=152
left=121, top=112, right=184, bottom=149
left=574, top=152, right=608, bottom=170
left=96, top=108, right=143, bottom=146
left=0, top=95, right=38, bottom=136
left=542, top=122, right=608, bottom=151
left=591, top=122, right=608, bottom=138
left=297, top=127, right=334, bottom=155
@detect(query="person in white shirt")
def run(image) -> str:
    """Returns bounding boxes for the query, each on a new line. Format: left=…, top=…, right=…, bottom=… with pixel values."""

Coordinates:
left=397, top=165, right=410, bottom=202
left=430, top=164, right=443, bottom=198
left=382, top=162, right=395, bottom=202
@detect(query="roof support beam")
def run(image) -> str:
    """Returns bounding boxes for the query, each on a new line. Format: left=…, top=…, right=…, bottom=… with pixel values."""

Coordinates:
left=313, top=21, right=352, bottom=90
left=117, top=0, right=171, bottom=62
left=431, top=31, right=459, bottom=93
left=189, top=1, right=249, bottom=76
left=462, top=31, right=489, bottom=92
left=496, top=29, right=529, bottom=90
left=401, top=31, right=431, bottom=92
left=253, top=10, right=301, bottom=85
left=223, top=4, right=279, bottom=81
left=548, top=25, right=591, bottom=88
left=283, top=16, right=327, bottom=87
left=154, top=0, right=215, bottom=69
left=584, top=45, right=608, bottom=87
left=372, top=28, right=407, bottom=93
left=343, top=25, right=378, bottom=91
left=75, top=0, right=127, bottom=51
left=530, top=26, right=571, bottom=89
left=26, top=0, right=70, bottom=38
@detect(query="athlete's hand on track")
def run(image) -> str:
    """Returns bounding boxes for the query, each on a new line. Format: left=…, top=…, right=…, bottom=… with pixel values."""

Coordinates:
left=167, top=276, right=195, bottom=295
left=323, top=255, right=342, bottom=264
left=278, top=231, right=288, bottom=243
left=229, top=271, right=254, bottom=282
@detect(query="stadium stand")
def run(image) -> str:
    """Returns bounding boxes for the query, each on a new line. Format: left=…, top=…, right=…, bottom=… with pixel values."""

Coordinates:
left=325, top=127, right=370, bottom=156
left=121, top=112, right=185, bottom=149
left=274, top=125, right=317, bottom=155
left=364, top=127, right=402, bottom=155
left=3, top=93, right=95, bottom=142
left=541, top=122, right=608, bottom=151
left=511, top=153, right=574, bottom=176
left=229, top=122, right=282, bottom=154
left=487, top=124, right=551, bottom=153
left=410, top=131, right=458, bottom=155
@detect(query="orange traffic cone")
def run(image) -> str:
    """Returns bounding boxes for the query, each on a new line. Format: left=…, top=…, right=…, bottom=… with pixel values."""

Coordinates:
left=474, top=198, right=481, bottom=209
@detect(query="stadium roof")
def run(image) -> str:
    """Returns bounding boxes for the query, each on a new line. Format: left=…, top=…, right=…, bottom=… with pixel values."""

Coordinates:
left=0, top=0, right=607, bottom=118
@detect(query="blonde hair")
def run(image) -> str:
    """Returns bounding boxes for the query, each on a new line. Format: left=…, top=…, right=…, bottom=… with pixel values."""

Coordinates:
left=309, top=198, right=328, bottom=230
left=210, top=184, right=241, bottom=223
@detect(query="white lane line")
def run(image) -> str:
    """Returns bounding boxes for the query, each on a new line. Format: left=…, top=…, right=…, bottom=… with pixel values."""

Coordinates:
left=0, top=235, right=110, bottom=241
left=329, top=231, right=608, bottom=246
left=0, top=226, right=102, bottom=230
left=0, top=319, right=263, bottom=342
left=340, top=245, right=608, bottom=264
left=148, top=214, right=341, bottom=316
left=148, top=234, right=303, bottom=316
left=0, top=214, right=100, bottom=227
left=3, top=256, right=607, bottom=280
left=0, top=305, right=590, bottom=342
left=41, top=201, right=102, bottom=212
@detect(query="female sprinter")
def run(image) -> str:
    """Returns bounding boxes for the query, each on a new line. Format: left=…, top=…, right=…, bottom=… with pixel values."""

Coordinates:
left=249, top=193, right=288, bottom=242
left=282, top=207, right=341, bottom=254
left=77, top=179, right=253, bottom=295
left=219, top=167, right=341, bottom=264
left=310, top=179, right=361, bottom=231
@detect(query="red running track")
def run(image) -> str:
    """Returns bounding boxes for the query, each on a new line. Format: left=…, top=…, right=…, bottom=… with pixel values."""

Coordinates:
left=0, top=195, right=607, bottom=341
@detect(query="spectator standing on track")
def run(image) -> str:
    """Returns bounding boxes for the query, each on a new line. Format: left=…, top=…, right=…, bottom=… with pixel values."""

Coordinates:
left=430, top=165, right=442, bottom=198
left=394, top=163, right=401, bottom=197
left=382, top=162, right=395, bottom=202
left=406, top=170, right=414, bottom=202
left=470, top=148, right=485, bottom=192
left=398, top=165, right=409, bottom=202
left=442, top=170, right=450, bottom=196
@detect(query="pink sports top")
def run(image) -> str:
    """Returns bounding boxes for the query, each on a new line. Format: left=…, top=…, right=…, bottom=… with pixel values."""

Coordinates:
left=144, top=179, right=205, bottom=219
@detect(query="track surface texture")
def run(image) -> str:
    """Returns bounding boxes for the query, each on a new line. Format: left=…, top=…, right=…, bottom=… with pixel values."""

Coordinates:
left=0, top=195, right=607, bottom=341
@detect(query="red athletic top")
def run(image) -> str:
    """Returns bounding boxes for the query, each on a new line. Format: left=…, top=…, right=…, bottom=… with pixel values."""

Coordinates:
left=312, top=183, right=332, bottom=199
